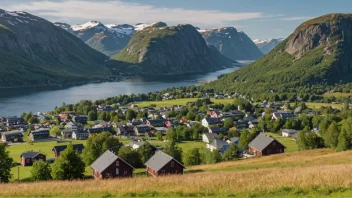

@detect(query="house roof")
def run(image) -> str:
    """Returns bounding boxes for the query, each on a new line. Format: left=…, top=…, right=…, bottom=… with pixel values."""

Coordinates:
left=90, top=150, right=134, bottom=173
left=249, top=133, right=285, bottom=151
left=147, top=119, right=165, bottom=125
left=230, top=137, right=239, bottom=143
left=204, top=117, right=221, bottom=124
left=209, top=127, right=227, bottom=133
left=210, top=139, right=229, bottom=149
left=1, top=131, right=24, bottom=138
left=52, top=144, right=84, bottom=156
left=145, top=150, right=185, bottom=172
left=20, top=151, right=41, bottom=158
left=203, top=133, right=219, bottom=140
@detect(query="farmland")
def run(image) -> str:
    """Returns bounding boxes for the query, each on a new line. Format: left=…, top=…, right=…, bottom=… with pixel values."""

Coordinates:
left=1, top=149, right=352, bottom=197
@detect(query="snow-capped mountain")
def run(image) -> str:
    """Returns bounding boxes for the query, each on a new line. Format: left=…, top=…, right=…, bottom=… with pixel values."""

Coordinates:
left=253, top=38, right=285, bottom=54
left=202, top=27, right=263, bottom=60
left=55, top=21, right=135, bottom=56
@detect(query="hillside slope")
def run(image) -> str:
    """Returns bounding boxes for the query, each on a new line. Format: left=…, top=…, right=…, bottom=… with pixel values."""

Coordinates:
left=0, top=10, right=108, bottom=87
left=202, top=27, right=263, bottom=60
left=111, top=23, right=235, bottom=74
left=205, top=14, right=352, bottom=96
left=0, top=149, right=351, bottom=197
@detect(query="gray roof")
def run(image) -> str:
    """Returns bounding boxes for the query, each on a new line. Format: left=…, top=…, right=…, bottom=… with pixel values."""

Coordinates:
left=203, top=133, right=219, bottom=140
left=204, top=117, right=221, bottom=124
left=248, top=133, right=285, bottom=151
left=230, top=137, right=239, bottom=143
left=145, top=150, right=185, bottom=172
left=20, top=151, right=40, bottom=158
left=210, top=139, right=229, bottom=149
left=90, top=150, right=134, bottom=173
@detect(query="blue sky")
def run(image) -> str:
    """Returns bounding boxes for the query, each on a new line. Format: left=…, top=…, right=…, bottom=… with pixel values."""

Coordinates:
left=2, top=0, right=351, bottom=39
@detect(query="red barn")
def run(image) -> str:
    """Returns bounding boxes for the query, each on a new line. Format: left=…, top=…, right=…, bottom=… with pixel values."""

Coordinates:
left=145, top=151, right=185, bottom=177
left=248, top=133, right=285, bottom=156
left=90, top=150, right=134, bottom=179
left=20, top=152, right=46, bottom=166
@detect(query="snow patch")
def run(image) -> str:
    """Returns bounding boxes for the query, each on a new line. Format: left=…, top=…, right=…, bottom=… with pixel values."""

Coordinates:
left=71, top=21, right=103, bottom=31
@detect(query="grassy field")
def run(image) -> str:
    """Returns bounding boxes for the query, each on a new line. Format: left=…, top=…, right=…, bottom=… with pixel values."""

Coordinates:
left=1, top=149, right=352, bottom=197
left=8, top=140, right=86, bottom=181
left=323, top=92, right=352, bottom=97
left=7, top=138, right=206, bottom=181
left=291, top=102, right=345, bottom=109
left=265, top=132, right=299, bottom=152
left=136, top=98, right=234, bottom=108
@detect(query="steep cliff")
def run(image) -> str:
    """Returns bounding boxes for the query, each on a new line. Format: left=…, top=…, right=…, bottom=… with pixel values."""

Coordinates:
left=0, top=9, right=108, bottom=87
left=202, top=27, right=263, bottom=60
left=112, top=24, right=235, bottom=74
left=204, top=13, right=352, bottom=95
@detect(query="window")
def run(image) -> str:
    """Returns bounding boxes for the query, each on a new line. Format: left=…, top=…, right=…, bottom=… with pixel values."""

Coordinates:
left=272, top=142, right=276, bottom=146
left=170, top=161, right=174, bottom=167
left=116, top=168, right=119, bottom=175
left=116, top=161, right=119, bottom=166
left=124, top=171, right=127, bottom=175
left=105, top=173, right=110, bottom=178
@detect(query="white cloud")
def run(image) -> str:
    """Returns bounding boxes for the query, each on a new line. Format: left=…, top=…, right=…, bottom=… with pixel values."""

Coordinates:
left=4, top=0, right=265, bottom=27
left=280, top=16, right=315, bottom=21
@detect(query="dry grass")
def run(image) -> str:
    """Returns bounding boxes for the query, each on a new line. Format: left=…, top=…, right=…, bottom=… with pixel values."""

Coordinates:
left=1, top=149, right=352, bottom=197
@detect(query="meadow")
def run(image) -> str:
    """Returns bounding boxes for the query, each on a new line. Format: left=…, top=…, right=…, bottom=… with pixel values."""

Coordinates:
left=1, top=149, right=352, bottom=197
left=7, top=132, right=298, bottom=182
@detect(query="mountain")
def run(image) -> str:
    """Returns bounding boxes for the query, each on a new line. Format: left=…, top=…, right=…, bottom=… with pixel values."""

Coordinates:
left=254, top=38, right=284, bottom=54
left=55, top=21, right=134, bottom=56
left=0, top=9, right=108, bottom=87
left=204, top=13, right=352, bottom=97
left=201, top=27, right=263, bottom=60
left=111, top=23, right=235, bottom=74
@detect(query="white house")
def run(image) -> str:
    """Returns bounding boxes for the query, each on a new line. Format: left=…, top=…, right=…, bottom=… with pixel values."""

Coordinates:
left=281, top=129, right=298, bottom=137
left=201, top=117, right=221, bottom=127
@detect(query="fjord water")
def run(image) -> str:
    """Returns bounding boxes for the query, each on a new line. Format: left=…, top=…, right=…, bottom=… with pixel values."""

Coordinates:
left=0, top=61, right=252, bottom=116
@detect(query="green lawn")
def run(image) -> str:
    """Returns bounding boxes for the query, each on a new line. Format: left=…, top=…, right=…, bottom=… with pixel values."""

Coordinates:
left=265, top=132, right=299, bottom=152
left=136, top=98, right=234, bottom=108
left=7, top=138, right=206, bottom=181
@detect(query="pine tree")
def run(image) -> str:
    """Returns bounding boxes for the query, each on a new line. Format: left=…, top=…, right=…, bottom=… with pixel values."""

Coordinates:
left=336, top=130, right=351, bottom=151
left=31, top=161, right=52, bottom=181
left=51, top=144, right=85, bottom=180
left=324, top=122, right=340, bottom=148
left=222, top=144, right=240, bottom=161
left=0, top=144, right=13, bottom=183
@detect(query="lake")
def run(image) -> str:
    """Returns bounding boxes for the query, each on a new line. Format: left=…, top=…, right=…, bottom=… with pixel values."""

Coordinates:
left=0, top=61, right=252, bottom=116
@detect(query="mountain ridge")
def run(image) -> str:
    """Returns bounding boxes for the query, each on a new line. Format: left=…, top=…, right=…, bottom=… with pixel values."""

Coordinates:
left=111, top=24, right=235, bottom=74
left=0, top=9, right=109, bottom=87
left=204, top=13, right=352, bottom=98
left=202, top=27, right=263, bottom=60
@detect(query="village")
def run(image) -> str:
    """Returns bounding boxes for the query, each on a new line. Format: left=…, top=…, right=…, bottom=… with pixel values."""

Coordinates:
left=0, top=96, right=307, bottom=181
